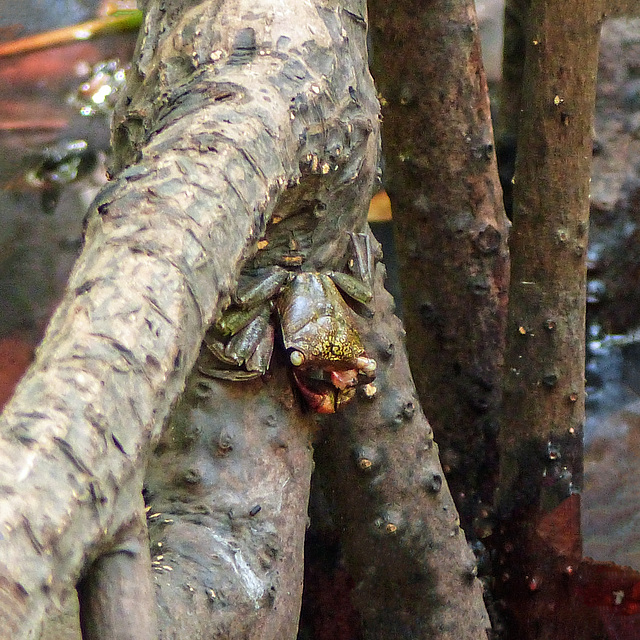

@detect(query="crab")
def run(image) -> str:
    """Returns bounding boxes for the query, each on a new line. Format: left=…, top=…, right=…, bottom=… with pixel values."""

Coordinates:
left=200, top=233, right=377, bottom=413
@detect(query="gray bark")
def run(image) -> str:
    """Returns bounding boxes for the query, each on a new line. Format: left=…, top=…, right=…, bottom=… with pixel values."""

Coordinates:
left=368, top=0, right=510, bottom=538
left=316, top=253, right=492, bottom=640
left=144, top=361, right=314, bottom=639
left=0, top=0, right=379, bottom=637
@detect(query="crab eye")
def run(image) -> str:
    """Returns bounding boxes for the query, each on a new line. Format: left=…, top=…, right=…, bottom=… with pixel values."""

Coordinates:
left=289, top=350, right=305, bottom=367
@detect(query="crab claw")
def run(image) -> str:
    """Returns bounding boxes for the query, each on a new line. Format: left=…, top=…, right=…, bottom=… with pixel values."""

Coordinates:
left=330, top=369, right=359, bottom=390
left=311, top=393, right=338, bottom=414
left=356, top=356, right=377, bottom=376
left=335, top=386, right=356, bottom=411
left=292, top=370, right=337, bottom=413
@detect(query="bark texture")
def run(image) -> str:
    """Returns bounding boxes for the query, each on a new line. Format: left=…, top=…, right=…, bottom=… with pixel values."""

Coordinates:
left=0, top=0, right=380, bottom=637
left=496, top=0, right=528, bottom=217
left=368, top=0, right=510, bottom=536
left=498, top=0, right=528, bottom=141
left=77, top=515, right=157, bottom=640
left=315, top=250, right=491, bottom=640
left=608, top=0, right=640, bottom=16
left=144, top=361, right=314, bottom=639
left=496, top=0, right=638, bottom=215
left=495, top=0, right=602, bottom=637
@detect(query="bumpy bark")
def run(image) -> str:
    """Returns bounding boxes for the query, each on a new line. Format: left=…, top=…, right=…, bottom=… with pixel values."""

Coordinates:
left=144, top=361, right=314, bottom=639
left=0, top=0, right=380, bottom=637
left=316, top=250, right=491, bottom=640
left=608, top=0, right=640, bottom=15
left=496, top=0, right=639, bottom=218
left=368, top=0, right=510, bottom=536
left=42, top=363, right=314, bottom=640
left=495, top=0, right=603, bottom=638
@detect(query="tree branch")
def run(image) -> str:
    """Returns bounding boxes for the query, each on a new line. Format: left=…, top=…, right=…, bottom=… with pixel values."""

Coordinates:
left=495, top=0, right=602, bottom=637
left=144, top=360, right=314, bottom=639
left=316, top=248, right=491, bottom=640
left=368, top=0, right=510, bottom=536
left=0, top=0, right=379, bottom=636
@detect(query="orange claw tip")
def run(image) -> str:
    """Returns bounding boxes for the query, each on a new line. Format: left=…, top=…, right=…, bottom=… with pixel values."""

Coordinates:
left=315, top=399, right=337, bottom=414
left=361, top=382, right=377, bottom=398
left=303, top=388, right=336, bottom=414
left=292, top=370, right=336, bottom=413
left=330, top=369, right=358, bottom=390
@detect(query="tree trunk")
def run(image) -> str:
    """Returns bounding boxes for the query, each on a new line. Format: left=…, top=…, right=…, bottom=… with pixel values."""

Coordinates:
left=494, top=0, right=603, bottom=637
left=368, top=0, right=510, bottom=537
left=315, top=248, right=491, bottom=639
left=144, top=361, right=314, bottom=639
left=0, top=0, right=380, bottom=636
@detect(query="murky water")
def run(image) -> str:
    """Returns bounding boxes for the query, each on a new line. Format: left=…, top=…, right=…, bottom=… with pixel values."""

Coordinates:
left=0, top=29, right=134, bottom=338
